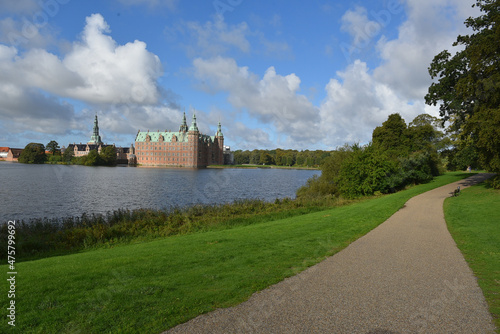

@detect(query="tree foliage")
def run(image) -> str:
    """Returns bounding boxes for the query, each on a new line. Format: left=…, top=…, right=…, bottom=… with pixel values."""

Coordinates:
left=100, top=146, right=117, bottom=166
left=18, top=143, right=46, bottom=164
left=46, top=140, right=60, bottom=155
left=298, top=113, right=444, bottom=199
left=372, top=114, right=409, bottom=158
left=336, top=144, right=396, bottom=198
left=62, top=148, right=74, bottom=163
left=425, top=0, right=500, bottom=172
left=233, top=149, right=331, bottom=167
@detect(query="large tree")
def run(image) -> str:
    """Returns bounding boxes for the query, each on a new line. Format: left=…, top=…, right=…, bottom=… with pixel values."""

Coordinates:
left=100, top=146, right=117, bottom=166
left=18, top=143, right=46, bottom=164
left=372, top=113, right=410, bottom=158
left=425, top=0, right=500, bottom=172
left=46, top=140, right=60, bottom=155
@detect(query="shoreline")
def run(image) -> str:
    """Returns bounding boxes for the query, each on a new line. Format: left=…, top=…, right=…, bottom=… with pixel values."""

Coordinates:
left=207, top=164, right=320, bottom=170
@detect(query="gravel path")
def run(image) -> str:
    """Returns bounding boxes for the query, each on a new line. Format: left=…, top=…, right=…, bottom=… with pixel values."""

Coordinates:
left=165, top=174, right=496, bottom=334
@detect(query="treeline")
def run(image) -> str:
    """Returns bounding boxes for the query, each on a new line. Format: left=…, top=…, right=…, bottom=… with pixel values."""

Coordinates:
left=234, top=149, right=332, bottom=167
left=18, top=141, right=117, bottom=166
left=58, top=146, right=117, bottom=166
left=298, top=113, right=446, bottom=199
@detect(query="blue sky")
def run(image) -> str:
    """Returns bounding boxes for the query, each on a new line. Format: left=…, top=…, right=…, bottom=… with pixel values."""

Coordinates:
left=0, top=0, right=478, bottom=150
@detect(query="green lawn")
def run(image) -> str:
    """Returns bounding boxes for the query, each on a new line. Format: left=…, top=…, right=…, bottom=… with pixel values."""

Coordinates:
left=0, top=173, right=475, bottom=333
left=445, top=183, right=500, bottom=332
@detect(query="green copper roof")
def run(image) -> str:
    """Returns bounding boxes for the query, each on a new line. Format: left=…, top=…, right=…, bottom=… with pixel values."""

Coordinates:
left=135, top=131, right=216, bottom=143
left=135, top=113, right=222, bottom=143
left=135, top=131, right=189, bottom=143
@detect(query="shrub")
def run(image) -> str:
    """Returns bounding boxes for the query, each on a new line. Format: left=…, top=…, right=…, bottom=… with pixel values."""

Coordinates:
left=485, top=175, right=500, bottom=189
left=336, top=144, right=397, bottom=198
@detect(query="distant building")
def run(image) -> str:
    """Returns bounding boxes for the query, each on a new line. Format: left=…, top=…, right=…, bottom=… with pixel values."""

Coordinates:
left=134, top=113, right=224, bottom=168
left=223, top=146, right=234, bottom=165
left=67, top=114, right=135, bottom=164
left=0, top=147, right=8, bottom=159
left=6, top=148, right=23, bottom=162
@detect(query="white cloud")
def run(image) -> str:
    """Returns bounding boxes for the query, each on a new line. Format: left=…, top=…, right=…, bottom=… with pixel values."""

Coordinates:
left=373, top=0, right=479, bottom=100
left=193, top=56, right=322, bottom=146
left=231, top=122, right=275, bottom=150
left=316, top=0, right=478, bottom=148
left=341, top=6, right=382, bottom=48
left=63, top=13, right=163, bottom=105
left=0, top=13, right=166, bottom=140
left=0, top=13, right=163, bottom=106
left=319, top=60, right=426, bottom=146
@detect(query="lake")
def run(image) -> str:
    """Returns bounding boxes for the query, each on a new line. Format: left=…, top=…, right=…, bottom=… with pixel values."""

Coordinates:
left=0, top=163, right=320, bottom=223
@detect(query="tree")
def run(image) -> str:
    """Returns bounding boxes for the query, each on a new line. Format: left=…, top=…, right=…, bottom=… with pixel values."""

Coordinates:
left=84, top=150, right=102, bottom=166
left=425, top=0, right=500, bottom=172
left=100, top=146, right=117, bottom=166
left=249, top=150, right=261, bottom=165
left=407, top=114, right=444, bottom=153
left=259, top=152, right=274, bottom=165
left=233, top=150, right=250, bottom=164
left=46, top=140, right=60, bottom=155
left=18, top=143, right=46, bottom=164
left=62, top=148, right=74, bottom=163
left=372, top=113, right=410, bottom=158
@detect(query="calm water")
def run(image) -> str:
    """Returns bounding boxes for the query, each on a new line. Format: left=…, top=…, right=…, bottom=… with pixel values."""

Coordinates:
left=0, top=163, right=320, bottom=222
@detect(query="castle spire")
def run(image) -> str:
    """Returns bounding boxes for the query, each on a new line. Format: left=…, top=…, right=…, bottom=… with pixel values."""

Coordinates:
left=88, top=113, right=103, bottom=145
left=189, top=113, right=199, bottom=132
left=216, top=121, right=223, bottom=137
left=179, top=111, right=188, bottom=132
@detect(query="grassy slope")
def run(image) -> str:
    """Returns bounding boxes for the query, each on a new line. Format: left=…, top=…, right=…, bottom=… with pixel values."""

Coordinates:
left=444, top=183, right=500, bottom=332
left=0, top=173, right=473, bottom=333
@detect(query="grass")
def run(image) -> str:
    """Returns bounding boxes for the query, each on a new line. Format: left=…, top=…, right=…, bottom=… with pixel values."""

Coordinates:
left=0, top=172, right=475, bottom=333
left=3, top=197, right=354, bottom=262
left=444, top=182, right=500, bottom=332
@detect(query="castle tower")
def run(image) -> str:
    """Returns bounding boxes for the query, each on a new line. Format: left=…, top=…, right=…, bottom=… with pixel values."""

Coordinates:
left=215, top=121, right=224, bottom=164
left=188, top=113, right=200, bottom=167
left=188, top=113, right=199, bottom=132
left=88, top=113, right=103, bottom=145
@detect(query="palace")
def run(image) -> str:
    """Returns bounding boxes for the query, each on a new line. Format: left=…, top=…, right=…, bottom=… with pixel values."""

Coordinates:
left=134, top=113, right=224, bottom=168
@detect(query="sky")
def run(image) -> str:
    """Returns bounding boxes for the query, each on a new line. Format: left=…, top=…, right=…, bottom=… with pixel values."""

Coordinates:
left=0, top=0, right=479, bottom=151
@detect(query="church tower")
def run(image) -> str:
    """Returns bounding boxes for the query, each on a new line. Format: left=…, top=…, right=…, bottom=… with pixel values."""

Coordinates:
left=88, top=113, right=103, bottom=145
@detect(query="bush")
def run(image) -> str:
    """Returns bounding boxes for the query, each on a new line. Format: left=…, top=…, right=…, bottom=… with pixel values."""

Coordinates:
left=396, top=151, right=440, bottom=186
left=336, top=144, right=396, bottom=198
left=47, top=155, right=62, bottom=164
left=485, top=175, right=500, bottom=189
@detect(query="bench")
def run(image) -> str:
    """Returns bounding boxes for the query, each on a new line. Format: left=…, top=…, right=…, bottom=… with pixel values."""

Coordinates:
left=452, top=186, right=461, bottom=197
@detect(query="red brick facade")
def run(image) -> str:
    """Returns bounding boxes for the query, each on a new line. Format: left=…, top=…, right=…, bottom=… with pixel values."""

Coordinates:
left=134, top=114, right=224, bottom=168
